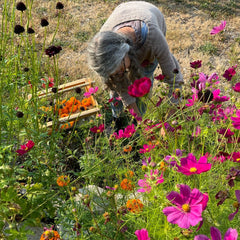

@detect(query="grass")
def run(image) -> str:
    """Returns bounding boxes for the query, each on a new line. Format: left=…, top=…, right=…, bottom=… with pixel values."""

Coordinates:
left=0, top=0, right=240, bottom=239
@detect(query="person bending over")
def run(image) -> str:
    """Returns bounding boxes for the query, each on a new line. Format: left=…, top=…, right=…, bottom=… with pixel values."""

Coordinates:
left=87, top=1, right=183, bottom=120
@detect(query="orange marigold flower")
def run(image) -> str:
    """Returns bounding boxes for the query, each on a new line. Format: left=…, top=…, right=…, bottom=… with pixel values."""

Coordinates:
left=125, top=170, right=134, bottom=178
left=120, top=178, right=134, bottom=191
left=126, top=199, right=143, bottom=213
left=57, top=175, right=70, bottom=187
left=60, top=121, right=74, bottom=130
left=123, top=145, right=132, bottom=153
left=40, top=229, right=61, bottom=240
left=81, top=98, right=92, bottom=107
left=60, top=113, right=68, bottom=118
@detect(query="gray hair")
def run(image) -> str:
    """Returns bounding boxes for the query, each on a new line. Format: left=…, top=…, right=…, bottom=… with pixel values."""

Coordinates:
left=87, top=31, right=130, bottom=77
left=87, top=31, right=142, bottom=92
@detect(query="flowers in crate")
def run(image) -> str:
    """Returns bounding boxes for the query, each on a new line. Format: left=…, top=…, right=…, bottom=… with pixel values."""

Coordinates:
left=163, top=184, right=209, bottom=229
left=139, top=144, right=155, bottom=154
left=137, top=169, right=164, bottom=193
left=128, top=77, right=152, bottom=97
left=126, top=199, right=143, bottom=213
left=120, top=178, right=134, bottom=191
left=177, top=153, right=211, bottom=175
left=194, top=226, right=238, bottom=240
left=90, top=124, right=104, bottom=133
left=16, top=140, right=35, bottom=155
left=228, top=190, right=240, bottom=221
left=135, top=228, right=150, bottom=240
left=40, top=226, right=61, bottom=240
left=41, top=77, right=54, bottom=88
left=84, top=86, right=98, bottom=98
left=210, top=20, right=226, bottom=35
left=222, top=65, right=237, bottom=81
left=231, top=109, right=240, bottom=129
left=57, top=175, right=70, bottom=187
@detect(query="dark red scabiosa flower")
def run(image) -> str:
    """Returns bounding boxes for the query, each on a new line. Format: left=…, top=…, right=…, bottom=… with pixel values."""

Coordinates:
left=16, top=2, right=27, bottom=12
left=222, top=65, right=237, bottom=81
left=40, top=18, right=49, bottom=27
left=16, top=111, right=24, bottom=118
left=75, top=87, right=82, bottom=94
left=190, top=60, right=202, bottom=69
left=215, top=190, right=230, bottom=206
left=27, top=27, right=35, bottom=34
left=154, top=74, right=165, bottom=81
left=52, top=87, right=57, bottom=93
left=45, top=46, right=62, bottom=57
left=173, top=68, right=179, bottom=74
left=56, top=2, right=64, bottom=9
left=197, top=89, right=213, bottom=103
left=14, top=25, right=25, bottom=34
left=23, top=67, right=29, bottom=72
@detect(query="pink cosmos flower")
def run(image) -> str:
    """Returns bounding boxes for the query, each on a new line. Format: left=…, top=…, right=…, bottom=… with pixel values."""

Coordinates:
left=16, top=140, right=35, bottom=155
left=177, top=153, right=211, bottom=175
left=223, top=65, right=237, bottom=81
left=84, top=87, right=99, bottom=98
left=163, top=184, right=208, bottom=229
left=137, top=169, right=164, bottom=193
left=90, top=124, right=104, bottom=133
left=210, top=20, right=226, bottom=35
left=228, top=190, right=240, bottom=221
left=231, top=152, right=240, bottom=162
left=113, top=124, right=136, bottom=139
left=135, top=228, right=150, bottom=240
left=231, top=110, right=240, bottom=129
left=129, top=108, right=142, bottom=122
left=212, top=89, right=229, bottom=103
left=139, top=144, right=156, bottom=154
left=128, top=77, right=152, bottom=98
left=194, top=227, right=238, bottom=240
left=190, top=60, right=202, bottom=69
left=232, top=82, right=240, bottom=92
left=192, top=126, right=201, bottom=137
left=41, top=77, right=54, bottom=88
left=186, top=94, right=198, bottom=107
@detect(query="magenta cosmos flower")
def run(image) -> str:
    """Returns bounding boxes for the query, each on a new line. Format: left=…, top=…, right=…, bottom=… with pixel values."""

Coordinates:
left=231, top=110, right=240, bottom=129
left=210, top=20, right=226, bottom=35
left=128, top=77, right=152, bottom=98
left=139, top=144, right=155, bottom=154
left=194, top=226, right=238, bottom=240
left=135, top=228, right=150, bottom=240
left=177, top=153, right=211, bottom=175
left=138, top=169, right=164, bottom=193
left=16, top=140, right=35, bottom=155
left=84, top=86, right=99, bottom=98
left=163, top=184, right=208, bottom=229
left=90, top=124, right=104, bottom=133
left=232, top=82, right=240, bottom=92
left=113, top=124, right=136, bottom=139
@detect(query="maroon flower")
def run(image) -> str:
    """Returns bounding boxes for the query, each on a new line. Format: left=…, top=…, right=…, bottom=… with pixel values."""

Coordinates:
left=228, top=190, right=240, bottom=221
left=27, top=27, right=35, bottom=34
left=190, top=60, right=202, bottom=69
left=154, top=74, right=165, bottom=81
left=16, top=2, right=27, bottom=11
left=215, top=190, right=230, bottom=206
left=90, top=124, right=104, bottom=133
left=223, top=65, right=237, bottom=81
left=40, top=18, right=49, bottom=27
left=14, top=25, right=25, bottom=34
left=128, top=77, right=152, bottom=98
left=226, top=167, right=240, bottom=187
left=56, top=2, right=64, bottom=9
left=45, top=46, right=62, bottom=57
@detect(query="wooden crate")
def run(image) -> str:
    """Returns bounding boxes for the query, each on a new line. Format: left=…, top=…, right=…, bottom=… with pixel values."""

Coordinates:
left=28, top=78, right=100, bottom=134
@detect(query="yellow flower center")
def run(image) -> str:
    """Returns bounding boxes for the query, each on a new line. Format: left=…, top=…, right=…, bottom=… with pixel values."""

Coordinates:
left=97, top=129, right=100, bottom=133
left=182, top=204, right=190, bottom=212
left=236, top=158, right=240, bottom=162
left=190, top=167, right=197, bottom=173
left=146, top=148, right=149, bottom=151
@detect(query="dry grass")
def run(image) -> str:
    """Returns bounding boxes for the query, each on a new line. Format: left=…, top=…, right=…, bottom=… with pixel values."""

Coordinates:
left=8, top=0, right=240, bottom=89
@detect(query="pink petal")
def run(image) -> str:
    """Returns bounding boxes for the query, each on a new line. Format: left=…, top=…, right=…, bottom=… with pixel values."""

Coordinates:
left=194, top=235, right=210, bottom=240
left=224, top=228, right=238, bottom=240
